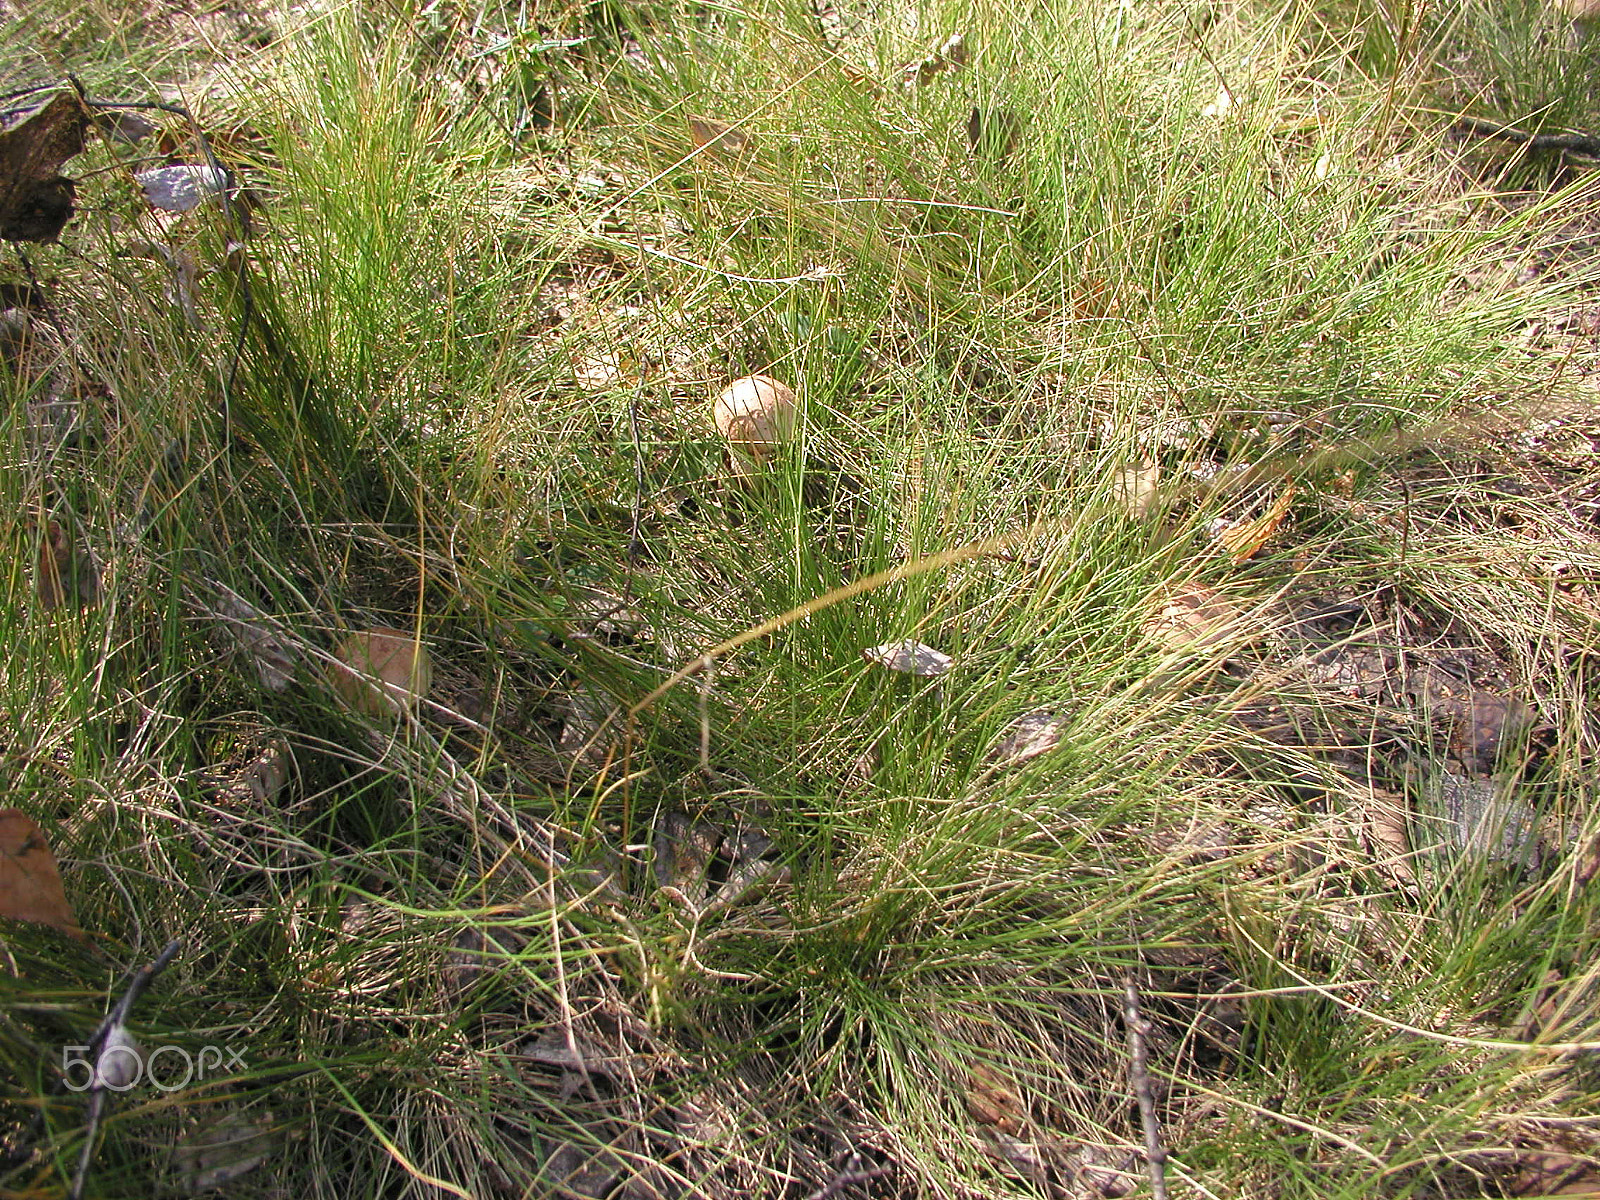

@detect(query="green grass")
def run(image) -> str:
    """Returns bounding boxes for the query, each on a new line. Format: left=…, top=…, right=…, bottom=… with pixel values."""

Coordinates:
left=4, top=0, right=1600, bottom=1195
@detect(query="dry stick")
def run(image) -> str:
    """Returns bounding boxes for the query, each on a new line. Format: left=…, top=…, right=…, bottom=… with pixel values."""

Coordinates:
left=69, top=939, right=182, bottom=1200
left=1455, top=114, right=1600, bottom=159
left=1123, top=977, right=1170, bottom=1200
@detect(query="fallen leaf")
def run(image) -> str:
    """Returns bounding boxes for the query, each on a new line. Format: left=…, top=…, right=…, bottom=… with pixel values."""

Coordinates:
left=0, top=90, right=90, bottom=242
left=172, top=1109, right=281, bottom=1195
left=902, top=33, right=968, bottom=86
left=331, top=628, right=433, bottom=718
left=687, top=116, right=754, bottom=158
left=135, top=163, right=232, bottom=213
left=985, top=710, right=1067, bottom=767
left=966, top=1063, right=1025, bottom=1133
left=1111, top=459, right=1161, bottom=518
left=863, top=639, right=952, bottom=676
left=1215, top=482, right=1295, bottom=563
left=1144, top=582, right=1249, bottom=653
left=36, top=518, right=99, bottom=610
left=0, top=809, right=86, bottom=939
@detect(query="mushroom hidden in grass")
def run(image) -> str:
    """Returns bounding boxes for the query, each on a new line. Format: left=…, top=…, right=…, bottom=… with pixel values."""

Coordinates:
left=713, top=374, right=798, bottom=468
left=331, top=627, right=433, bottom=718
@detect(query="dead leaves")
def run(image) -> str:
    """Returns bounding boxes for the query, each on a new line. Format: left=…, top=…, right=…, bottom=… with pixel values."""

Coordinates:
left=330, top=628, right=433, bottom=718
left=0, top=809, right=86, bottom=940
left=35, top=517, right=99, bottom=610
left=1212, top=481, right=1295, bottom=563
left=902, top=33, right=969, bottom=87
left=984, top=710, right=1068, bottom=768
left=1144, top=582, right=1251, bottom=654
left=687, top=116, right=755, bottom=161
left=863, top=639, right=953, bottom=676
left=0, top=90, right=91, bottom=242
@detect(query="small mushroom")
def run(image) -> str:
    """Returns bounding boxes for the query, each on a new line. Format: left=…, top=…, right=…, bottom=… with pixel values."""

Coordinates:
left=331, top=627, right=432, bottom=718
left=713, top=374, right=798, bottom=467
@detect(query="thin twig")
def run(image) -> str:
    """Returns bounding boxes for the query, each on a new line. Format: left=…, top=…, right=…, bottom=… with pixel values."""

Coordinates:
left=68, top=939, right=182, bottom=1200
left=1455, top=114, right=1600, bottom=159
left=1124, top=976, right=1169, bottom=1200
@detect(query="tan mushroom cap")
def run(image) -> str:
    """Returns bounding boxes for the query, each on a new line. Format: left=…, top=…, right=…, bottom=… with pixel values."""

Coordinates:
left=713, top=375, right=798, bottom=464
left=1557, top=0, right=1600, bottom=17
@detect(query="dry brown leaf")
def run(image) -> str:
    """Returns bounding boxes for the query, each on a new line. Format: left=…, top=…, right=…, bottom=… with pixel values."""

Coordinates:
left=985, top=710, right=1067, bottom=768
left=903, top=33, right=968, bottom=86
left=1111, top=459, right=1160, bottom=518
left=0, top=91, right=90, bottom=242
left=1144, top=582, right=1249, bottom=653
left=863, top=639, right=952, bottom=676
left=36, top=518, right=98, bottom=610
left=965, top=1063, right=1025, bottom=1134
left=687, top=116, right=754, bottom=158
left=331, top=628, right=433, bottom=718
left=0, top=809, right=86, bottom=939
left=1216, top=481, right=1295, bottom=563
